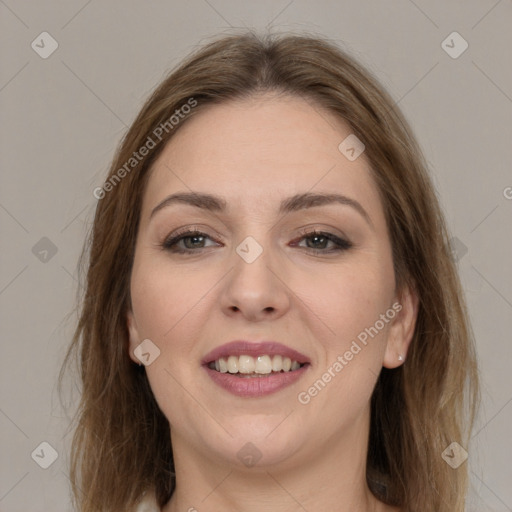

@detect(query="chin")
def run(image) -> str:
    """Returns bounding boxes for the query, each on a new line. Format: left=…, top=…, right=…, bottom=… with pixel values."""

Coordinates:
left=205, top=416, right=308, bottom=469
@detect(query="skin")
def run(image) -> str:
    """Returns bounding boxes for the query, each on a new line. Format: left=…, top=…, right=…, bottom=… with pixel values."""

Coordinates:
left=127, top=92, right=418, bottom=512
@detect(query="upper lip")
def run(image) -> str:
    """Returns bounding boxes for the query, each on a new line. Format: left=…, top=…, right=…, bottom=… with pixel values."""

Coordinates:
left=202, top=340, right=311, bottom=365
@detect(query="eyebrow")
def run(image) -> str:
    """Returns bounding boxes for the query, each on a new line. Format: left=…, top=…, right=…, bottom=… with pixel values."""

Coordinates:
left=150, top=191, right=373, bottom=227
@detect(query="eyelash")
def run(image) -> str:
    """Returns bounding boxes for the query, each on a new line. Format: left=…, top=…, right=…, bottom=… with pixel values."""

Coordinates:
left=161, top=228, right=353, bottom=255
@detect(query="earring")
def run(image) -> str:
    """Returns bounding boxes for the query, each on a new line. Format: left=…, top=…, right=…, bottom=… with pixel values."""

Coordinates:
left=398, top=354, right=404, bottom=362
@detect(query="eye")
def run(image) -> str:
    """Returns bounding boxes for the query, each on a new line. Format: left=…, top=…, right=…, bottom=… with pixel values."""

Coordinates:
left=292, top=229, right=353, bottom=253
left=161, top=228, right=353, bottom=255
left=162, top=230, right=219, bottom=253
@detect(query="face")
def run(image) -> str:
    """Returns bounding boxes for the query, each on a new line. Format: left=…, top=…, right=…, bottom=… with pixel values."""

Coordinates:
left=127, top=93, right=417, bottom=470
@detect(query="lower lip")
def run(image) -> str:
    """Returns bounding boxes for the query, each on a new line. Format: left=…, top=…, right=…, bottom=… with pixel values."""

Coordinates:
left=203, top=365, right=309, bottom=397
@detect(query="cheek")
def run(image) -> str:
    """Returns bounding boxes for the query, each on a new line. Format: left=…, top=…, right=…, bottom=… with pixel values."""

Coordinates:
left=130, top=253, right=207, bottom=345
left=296, top=255, right=395, bottom=414
left=296, top=288, right=393, bottom=429
left=129, top=257, right=210, bottom=425
left=300, top=253, right=395, bottom=354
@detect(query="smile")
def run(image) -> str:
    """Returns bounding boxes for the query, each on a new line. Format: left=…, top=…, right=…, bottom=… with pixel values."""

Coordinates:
left=202, top=340, right=311, bottom=397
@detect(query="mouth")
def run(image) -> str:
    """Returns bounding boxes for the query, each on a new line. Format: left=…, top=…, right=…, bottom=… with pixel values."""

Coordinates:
left=202, top=341, right=311, bottom=397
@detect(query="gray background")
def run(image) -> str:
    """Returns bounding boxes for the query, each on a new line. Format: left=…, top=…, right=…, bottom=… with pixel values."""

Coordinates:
left=1, top=1, right=511, bottom=511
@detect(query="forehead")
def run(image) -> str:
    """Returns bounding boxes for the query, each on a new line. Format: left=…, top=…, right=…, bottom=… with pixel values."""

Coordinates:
left=142, top=93, right=383, bottom=221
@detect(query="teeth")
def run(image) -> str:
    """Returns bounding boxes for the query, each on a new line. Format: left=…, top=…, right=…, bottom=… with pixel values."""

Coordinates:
left=254, top=356, right=272, bottom=374
left=210, top=354, right=303, bottom=374
left=227, top=355, right=238, bottom=374
left=255, top=355, right=272, bottom=374
left=271, top=354, right=282, bottom=372
left=238, top=355, right=256, bottom=374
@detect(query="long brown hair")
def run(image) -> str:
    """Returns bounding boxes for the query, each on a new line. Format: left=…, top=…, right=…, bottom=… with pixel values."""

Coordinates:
left=59, top=30, right=480, bottom=511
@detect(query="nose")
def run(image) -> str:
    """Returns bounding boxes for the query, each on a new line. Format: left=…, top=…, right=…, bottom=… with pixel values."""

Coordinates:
left=219, top=239, right=291, bottom=322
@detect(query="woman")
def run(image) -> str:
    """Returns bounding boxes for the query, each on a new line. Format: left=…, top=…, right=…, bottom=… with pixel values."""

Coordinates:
left=60, top=31, right=480, bottom=512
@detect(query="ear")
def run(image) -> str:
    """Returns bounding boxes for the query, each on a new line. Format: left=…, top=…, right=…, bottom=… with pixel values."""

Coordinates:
left=383, top=283, right=419, bottom=369
left=126, top=309, right=142, bottom=364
